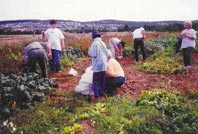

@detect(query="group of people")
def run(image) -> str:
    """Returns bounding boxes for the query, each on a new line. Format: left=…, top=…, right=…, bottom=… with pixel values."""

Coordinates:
left=87, top=30, right=126, bottom=99
left=23, top=19, right=197, bottom=99
left=23, top=20, right=65, bottom=78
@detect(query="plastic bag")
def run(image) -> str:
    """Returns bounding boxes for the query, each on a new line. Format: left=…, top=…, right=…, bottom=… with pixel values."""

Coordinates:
left=68, top=68, right=78, bottom=76
left=75, top=66, right=94, bottom=95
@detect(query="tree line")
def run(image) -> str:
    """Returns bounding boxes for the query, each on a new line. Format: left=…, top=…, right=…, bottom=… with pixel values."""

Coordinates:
left=0, top=22, right=198, bottom=34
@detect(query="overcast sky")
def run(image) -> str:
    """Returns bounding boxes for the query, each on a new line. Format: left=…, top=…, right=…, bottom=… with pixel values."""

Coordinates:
left=0, top=0, right=198, bottom=21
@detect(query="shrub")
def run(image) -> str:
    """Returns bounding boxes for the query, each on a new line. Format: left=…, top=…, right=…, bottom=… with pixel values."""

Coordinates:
left=0, top=73, right=55, bottom=119
left=136, top=51, right=184, bottom=74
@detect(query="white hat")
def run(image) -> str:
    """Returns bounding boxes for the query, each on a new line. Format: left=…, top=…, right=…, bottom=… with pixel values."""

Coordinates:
left=184, top=20, right=192, bottom=27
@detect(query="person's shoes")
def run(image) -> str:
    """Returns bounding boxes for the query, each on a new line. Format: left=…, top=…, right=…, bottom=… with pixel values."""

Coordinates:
left=187, top=66, right=191, bottom=69
left=90, top=96, right=99, bottom=103
left=56, top=70, right=63, bottom=73
left=183, top=66, right=191, bottom=72
left=134, top=61, right=139, bottom=64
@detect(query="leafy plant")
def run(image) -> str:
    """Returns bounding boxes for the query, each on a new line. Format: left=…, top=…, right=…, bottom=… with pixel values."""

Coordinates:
left=136, top=51, right=184, bottom=74
left=61, top=46, right=84, bottom=67
left=0, top=73, right=55, bottom=118
left=145, top=34, right=179, bottom=55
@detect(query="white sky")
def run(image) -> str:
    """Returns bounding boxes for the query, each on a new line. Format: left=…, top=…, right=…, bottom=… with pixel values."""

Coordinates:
left=0, top=0, right=198, bottom=21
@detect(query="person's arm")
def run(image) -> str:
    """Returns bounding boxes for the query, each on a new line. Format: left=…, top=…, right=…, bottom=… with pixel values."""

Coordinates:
left=46, top=42, right=52, bottom=60
left=42, top=30, right=46, bottom=39
left=114, top=45, right=119, bottom=54
left=23, top=47, right=29, bottom=63
left=88, top=43, right=97, bottom=58
left=182, top=33, right=195, bottom=40
left=142, top=29, right=145, bottom=39
left=61, top=38, right=65, bottom=51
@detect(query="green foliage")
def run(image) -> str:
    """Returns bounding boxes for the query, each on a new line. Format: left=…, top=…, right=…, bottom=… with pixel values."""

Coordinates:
left=123, top=42, right=134, bottom=57
left=6, top=92, right=90, bottom=134
left=0, top=73, right=55, bottom=118
left=2, top=90, right=198, bottom=134
left=136, top=51, right=184, bottom=74
left=61, top=46, right=84, bottom=67
left=0, top=44, right=24, bottom=74
left=60, top=123, right=83, bottom=134
left=145, top=34, right=179, bottom=55
left=194, top=39, right=198, bottom=53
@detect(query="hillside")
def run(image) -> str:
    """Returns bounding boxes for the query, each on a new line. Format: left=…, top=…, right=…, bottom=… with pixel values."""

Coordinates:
left=0, top=19, right=195, bottom=33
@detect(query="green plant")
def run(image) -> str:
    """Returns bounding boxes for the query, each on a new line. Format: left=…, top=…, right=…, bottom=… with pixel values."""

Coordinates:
left=136, top=51, right=184, bottom=74
left=2, top=90, right=198, bottom=134
left=61, top=46, right=84, bottom=67
left=0, top=73, right=55, bottom=118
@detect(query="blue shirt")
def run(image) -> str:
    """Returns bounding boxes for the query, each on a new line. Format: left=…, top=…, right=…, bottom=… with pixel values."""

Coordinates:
left=88, top=37, right=109, bottom=72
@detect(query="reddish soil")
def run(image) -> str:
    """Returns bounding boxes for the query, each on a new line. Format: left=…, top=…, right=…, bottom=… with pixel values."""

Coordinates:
left=49, top=54, right=198, bottom=98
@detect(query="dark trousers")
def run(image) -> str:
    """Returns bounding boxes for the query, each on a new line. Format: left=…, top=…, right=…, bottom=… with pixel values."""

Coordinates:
left=92, top=71, right=106, bottom=97
left=105, top=76, right=125, bottom=96
left=134, top=38, right=146, bottom=62
left=28, top=50, right=48, bottom=78
left=50, top=49, right=62, bottom=72
left=182, top=47, right=194, bottom=66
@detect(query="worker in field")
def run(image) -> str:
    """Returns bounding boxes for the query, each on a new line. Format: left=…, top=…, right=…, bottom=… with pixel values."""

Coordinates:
left=132, top=27, right=146, bottom=63
left=42, top=20, right=65, bottom=73
left=181, top=20, right=197, bottom=70
left=23, top=42, right=52, bottom=78
left=108, top=37, right=125, bottom=59
left=88, top=29, right=110, bottom=100
left=105, top=50, right=125, bottom=96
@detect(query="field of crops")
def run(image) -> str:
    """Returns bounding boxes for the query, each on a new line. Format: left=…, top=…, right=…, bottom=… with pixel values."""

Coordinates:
left=0, top=32, right=198, bottom=134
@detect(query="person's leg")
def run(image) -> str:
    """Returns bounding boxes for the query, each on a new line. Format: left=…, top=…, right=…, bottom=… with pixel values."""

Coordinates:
left=92, top=72, right=100, bottom=98
left=140, top=40, right=146, bottom=61
left=50, top=49, right=56, bottom=71
left=186, top=47, right=194, bottom=67
left=105, top=77, right=118, bottom=96
left=27, top=53, right=37, bottom=73
left=134, top=39, right=139, bottom=62
left=98, top=71, right=106, bottom=96
left=38, top=51, right=48, bottom=78
left=53, top=50, right=62, bottom=72
left=182, top=48, right=188, bottom=66
left=116, top=77, right=125, bottom=87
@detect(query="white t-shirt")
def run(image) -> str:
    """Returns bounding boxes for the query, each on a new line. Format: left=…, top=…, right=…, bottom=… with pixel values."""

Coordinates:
left=181, top=29, right=196, bottom=48
left=44, top=28, right=64, bottom=51
left=133, top=27, right=145, bottom=39
left=109, top=38, right=121, bottom=48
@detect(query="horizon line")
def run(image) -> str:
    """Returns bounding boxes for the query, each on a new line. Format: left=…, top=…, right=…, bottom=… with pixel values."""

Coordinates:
left=0, top=18, right=198, bottom=23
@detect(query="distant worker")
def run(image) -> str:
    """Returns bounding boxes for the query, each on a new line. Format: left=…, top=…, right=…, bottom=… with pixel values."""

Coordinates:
left=181, top=20, right=197, bottom=70
left=132, top=27, right=146, bottom=63
left=42, top=20, right=65, bottom=73
left=109, top=37, right=125, bottom=59
left=23, top=42, right=52, bottom=78
left=105, top=53, right=125, bottom=96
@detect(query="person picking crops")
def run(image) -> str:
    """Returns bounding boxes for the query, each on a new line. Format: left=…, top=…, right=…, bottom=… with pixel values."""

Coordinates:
left=23, top=42, right=52, bottom=78
left=42, top=20, right=65, bottom=73
left=108, top=37, right=125, bottom=59
left=181, top=20, right=197, bottom=70
left=132, top=27, right=146, bottom=63
left=105, top=51, right=125, bottom=96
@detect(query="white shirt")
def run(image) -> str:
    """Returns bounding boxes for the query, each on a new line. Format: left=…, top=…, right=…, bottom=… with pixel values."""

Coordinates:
left=44, top=28, right=64, bottom=51
left=181, top=29, right=196, bottom=48
left=133, top=27, right=145, bottom=39
left=109, top=38, right=121, bottom=48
